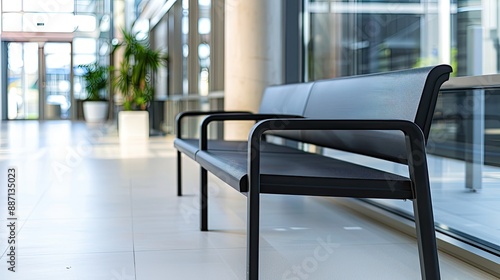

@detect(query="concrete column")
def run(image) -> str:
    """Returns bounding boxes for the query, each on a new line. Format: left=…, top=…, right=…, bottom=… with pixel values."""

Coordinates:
left=224, top=0, right=283, bottom=140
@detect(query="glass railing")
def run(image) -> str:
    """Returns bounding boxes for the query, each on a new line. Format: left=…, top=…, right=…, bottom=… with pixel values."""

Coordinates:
left=369, top=76, right=500, bottom=255
left=166, top=92, right=224, bottom=138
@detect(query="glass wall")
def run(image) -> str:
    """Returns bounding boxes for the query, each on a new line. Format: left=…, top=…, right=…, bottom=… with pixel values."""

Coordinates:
left=198, top=0, right=211, bottom=96
left=179, top=0, right=212, bottom=95
left=0, top=0, right=103, bottom=33
left=1, top=0, right=112, bottom=120
left=305, top=0, right=500, bottom=255
left=305, top=0, right=500, bottom=79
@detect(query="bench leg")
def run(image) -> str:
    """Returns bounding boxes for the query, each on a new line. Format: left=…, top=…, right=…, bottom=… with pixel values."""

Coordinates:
left=413, top=192, right=440, bottom=280
left=246, top=191, right=260, bottom=280
left=177, top=151, right=182, bottom=196
left=407, top=136, right=440, bottom=280
left=200, top=167, right=208, bottom=231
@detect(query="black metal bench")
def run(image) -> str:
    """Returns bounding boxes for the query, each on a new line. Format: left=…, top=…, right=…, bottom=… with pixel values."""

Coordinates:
left=174, top=65, right=452, bottom=280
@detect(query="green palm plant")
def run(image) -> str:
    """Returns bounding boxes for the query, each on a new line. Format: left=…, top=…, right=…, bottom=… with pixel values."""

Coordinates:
left=113, top=28, right=168, bottom=110
left=78, top=62, right=109, bottom=101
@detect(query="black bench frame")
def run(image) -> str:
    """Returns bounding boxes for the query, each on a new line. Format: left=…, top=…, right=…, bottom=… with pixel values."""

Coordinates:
left=175, top=111, right=252, bottom=196
left=174, top=65, right=452, bottom=280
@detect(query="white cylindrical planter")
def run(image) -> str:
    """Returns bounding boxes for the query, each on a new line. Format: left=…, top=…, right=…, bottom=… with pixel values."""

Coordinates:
left=118, top=111, right=149, bottom=141
left=83, top=101, right=109, bottom=122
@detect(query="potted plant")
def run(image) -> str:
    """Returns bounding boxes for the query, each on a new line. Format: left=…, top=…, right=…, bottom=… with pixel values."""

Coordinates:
left=113, top=28, right=168, bottom=140
left=78, top=62, right=109, bottom=122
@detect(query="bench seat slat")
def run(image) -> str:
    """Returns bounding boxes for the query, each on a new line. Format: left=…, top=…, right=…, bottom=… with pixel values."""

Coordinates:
left=173, top=138, right=201, bottom=159
left=196, top=149, right=412, bottom=198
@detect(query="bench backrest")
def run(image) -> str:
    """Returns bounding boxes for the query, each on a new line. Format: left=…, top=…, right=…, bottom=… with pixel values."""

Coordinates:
left=258, top=82, right=313, bottom=115
left=258, top=82, right=314, bottom=140
left=260, top=65, right=452, bottom=164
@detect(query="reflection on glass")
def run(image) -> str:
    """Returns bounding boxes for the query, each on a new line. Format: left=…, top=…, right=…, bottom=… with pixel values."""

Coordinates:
left=199, top=68, right=209, bottom=96
left=430, top=90, right=500, bottom=174
left=133, top=19, right=149, bottom=40
left=99, top=42, right=110, bottom=56
left=305, top=0, right=500, bottom=79
left=73, top=54, right=96, bottom=66
left=198, top=18, right=210, bottom=34
left=99, top=15, right=111, bottom=32
left=73, top=38, right=97, bottom=54
left=75, top=15, right=97, bottom=32
left=44, top=42, right=71, bottom=54
left=199, top=0, right=210, bottom=7
left=198, top=43, right=210, bottom=60
left=182, top=16, right=189, bottom=34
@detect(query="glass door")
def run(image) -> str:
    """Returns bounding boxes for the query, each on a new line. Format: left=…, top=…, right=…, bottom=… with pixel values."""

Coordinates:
left=43, top=43, right=72, bottom=120
left=6, top=42, right=39, bottom=119
left=6, top=41, right=72, bottom=120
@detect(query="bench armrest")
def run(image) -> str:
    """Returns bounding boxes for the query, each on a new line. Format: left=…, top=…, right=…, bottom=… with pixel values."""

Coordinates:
left=175, top=110, right=252, bottom=138
left=247, top=119, right=428, bottom=197
left=199, top=114, right=303, bottom=149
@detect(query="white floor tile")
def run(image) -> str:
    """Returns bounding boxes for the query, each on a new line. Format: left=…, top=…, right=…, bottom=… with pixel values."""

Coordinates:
left=135, top=250, right=239, bottom=280
left=0, top=252, right=135, bottom=280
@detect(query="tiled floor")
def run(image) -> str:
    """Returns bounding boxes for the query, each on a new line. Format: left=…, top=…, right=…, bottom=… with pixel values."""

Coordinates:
left=0, top=121, right=497, bottom=279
